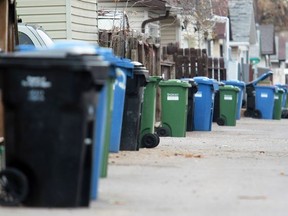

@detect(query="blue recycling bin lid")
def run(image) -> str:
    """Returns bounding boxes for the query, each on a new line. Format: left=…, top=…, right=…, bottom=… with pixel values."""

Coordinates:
left=49, top=41, right=98, bottom=55
left=95, top=47, right=134, bottom=78
left=193, top=76, right=219, bottom=91
left=48, top=41, right=133, bottom=78
left=16, top=44, right=38, bottom=52
left=248, top=71, right=273, bottom=87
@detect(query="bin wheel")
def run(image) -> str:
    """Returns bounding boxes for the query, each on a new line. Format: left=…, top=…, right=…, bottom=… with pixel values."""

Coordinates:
left=281, top=110, right=288, bottom=118
left=244, top=110, right=252, bottom=117
left=141, top=133, right=159, bottom=148
left=253, top=110, right=262, bottom=119
left=156, top=127, right=170, bottom=137
left=154, top=133, right=160, bottom=145
left=0, top=168, right=29, bottom=206
left=216, top=117, right=225, bottom=126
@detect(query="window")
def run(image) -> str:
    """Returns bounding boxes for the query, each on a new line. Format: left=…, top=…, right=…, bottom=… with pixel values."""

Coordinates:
left=18, top=32, right=35, bottom=46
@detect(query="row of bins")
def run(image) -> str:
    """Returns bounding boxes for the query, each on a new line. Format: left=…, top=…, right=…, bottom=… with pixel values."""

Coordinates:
left=0, top=44, right=110, bottom=207
left=244, top=71, right=288, bottom=120
left=156, top=73, right=287, bottom=138
left=0, top=41, right=286, bottom=207
left=0, top=42, right=156, bottom=207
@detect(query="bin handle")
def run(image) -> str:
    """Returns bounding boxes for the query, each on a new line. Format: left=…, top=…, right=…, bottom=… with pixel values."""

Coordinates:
left=247, top=71, right=273, bottom=86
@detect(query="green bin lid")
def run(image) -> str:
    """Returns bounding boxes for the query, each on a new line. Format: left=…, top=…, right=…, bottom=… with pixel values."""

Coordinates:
left=159, top=79, right=191, bottom=88
left=276, top=87, right=285, bottom=93
left=148, top=76, right=163, bottom=83
left=220, top=85, right=240, bottom=92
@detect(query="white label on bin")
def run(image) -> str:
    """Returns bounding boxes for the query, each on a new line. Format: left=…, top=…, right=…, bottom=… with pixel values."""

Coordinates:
left=261, top=93, right=268, bottom=98
left=224, top=95, right=233, bottom=100
left=28, top=89, right=45, bottom=102
left=114, top=68, right=126, bottom=90
left=195, top=91, right=202, bottom=98
left=167, top=93, right=179, bottom=101
left=21, top=76, right=52, bottom=88
left=274, top=95, right=279, bottom=100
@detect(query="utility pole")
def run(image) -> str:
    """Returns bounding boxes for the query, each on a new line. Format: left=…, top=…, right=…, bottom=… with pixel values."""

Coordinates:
left=0, top=0, right=18, bottom=137
left=0, top=0, right=18, bottom=52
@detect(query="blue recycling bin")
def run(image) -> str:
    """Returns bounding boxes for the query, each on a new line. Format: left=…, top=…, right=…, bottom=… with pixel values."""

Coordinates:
left=109, top=59, right=134, bottom=153
left=223, top=80, right=246, bottom=120
left=90, top=48, right=133, bottom=200
left=90, top=85, right=108, bottom=200
left=193, top=77, right=219, bottom=131
left=255, top=85, right=277, bottom=119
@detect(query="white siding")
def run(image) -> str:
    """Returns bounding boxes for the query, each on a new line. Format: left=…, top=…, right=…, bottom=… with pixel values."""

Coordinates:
left=160, top=17, right=178, bottom=46
left=71, top=0, right=98, bottom=43
left=17, top=0, right=67, bottom=40
left=98, top=0, right=157, bottom=34
left=17, top=0, right=99, bottom=43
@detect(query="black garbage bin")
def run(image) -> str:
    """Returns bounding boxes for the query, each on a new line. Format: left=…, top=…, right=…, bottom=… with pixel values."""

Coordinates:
left=0, top=46, right=109, bottom=207
left=180, top=78, right=198, bottom=131
left=120, top=62, right=149, bottom=151
left=213, top=81, right=225, bottom=123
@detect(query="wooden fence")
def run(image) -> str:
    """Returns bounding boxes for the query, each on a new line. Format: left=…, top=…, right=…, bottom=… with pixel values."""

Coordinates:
left=99, top=32, right=228, bottom=120
left=163, top=43, right=227, bottom=80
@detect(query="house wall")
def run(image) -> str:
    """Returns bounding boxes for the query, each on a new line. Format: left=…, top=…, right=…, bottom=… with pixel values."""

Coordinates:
left=17, top=0, right=99, bottom=43
left=71, top=0, right=98, bottom=42
left=160, top=17, right=178, bottom=46
left=98, top=0, right=160, bottom=36
left=17, top=0, right=67, bottom=40
left=211, top=40, right=222, bottom=58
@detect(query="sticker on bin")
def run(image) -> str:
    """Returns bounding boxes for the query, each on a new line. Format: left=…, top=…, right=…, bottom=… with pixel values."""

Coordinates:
left=167, top=93, right=179, bottom=101
left=224, top=95, right=233, bottom=100
left=195, top=91, right=202, bottom=98
left=114, top=68, right=126, bottom=90
left=28, top=89, right=45, bottom=102
left=274, top=95, right=279, bottom=100
left=261, top=93, right=268, bottom=98
left=21, top=76, right=52, bottom=88
left=21, top=76, right=52, bottom=102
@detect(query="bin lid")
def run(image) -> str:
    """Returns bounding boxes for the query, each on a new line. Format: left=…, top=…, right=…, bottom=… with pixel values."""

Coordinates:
left=193, top=76, right=219, bottom=91
left=148, top=76, right=163, bottom=83
left=159, top=79, right=191, bottom=88
left=275, top=84, right=288, bottom=93
left=180, top=78, right=198, bottom=88
left=0, top=41, right=110, bottom=85
left=95, top=47, right=134, bottom=77
left=131, top=61, right=149, bottom=81
left=276, top=87, right=285, bottom=93
left=247, top=71, right=273, bottom=87
left=220, top=85, right=240, bottom=92
left=223, top=80, right=246, bottom=88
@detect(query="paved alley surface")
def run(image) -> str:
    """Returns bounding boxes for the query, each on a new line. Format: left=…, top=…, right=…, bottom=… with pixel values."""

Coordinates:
left=1, top=117, right=288, bottom=216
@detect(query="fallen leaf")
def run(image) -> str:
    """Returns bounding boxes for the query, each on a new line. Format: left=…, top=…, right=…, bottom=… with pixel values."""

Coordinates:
left=259, top=151, right=265, bottom=154
left=185, top=154, right=203, bottom=158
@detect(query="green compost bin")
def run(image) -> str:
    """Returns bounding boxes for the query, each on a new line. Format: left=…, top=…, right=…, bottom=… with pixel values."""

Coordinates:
left=140, top=76, right=162, bottom=148
left=273, top=88, right=284, bottom=120
left=157, top=79, right=191, bottom=137
left=101, top=78, right=114, bottom=178
left=216, top=85, right=239, bottom=126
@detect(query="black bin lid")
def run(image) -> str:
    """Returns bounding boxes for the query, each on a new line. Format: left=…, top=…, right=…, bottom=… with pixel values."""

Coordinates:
left=131, top=61, right=149, bottom=80
left=0, top=45, right=110, bottom=85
